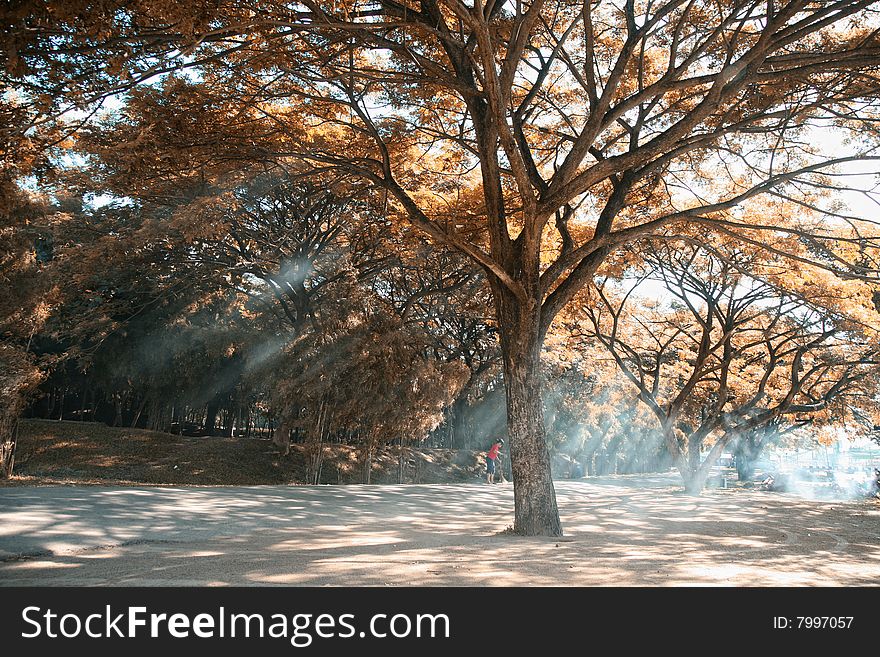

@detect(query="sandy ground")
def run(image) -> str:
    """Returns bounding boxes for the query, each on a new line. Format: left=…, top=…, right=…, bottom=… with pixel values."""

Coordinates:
left=1, top=473, right=878, bottom=586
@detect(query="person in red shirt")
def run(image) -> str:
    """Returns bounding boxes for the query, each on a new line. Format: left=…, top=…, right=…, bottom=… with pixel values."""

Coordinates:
left=486, top=438, right=504, bottom=483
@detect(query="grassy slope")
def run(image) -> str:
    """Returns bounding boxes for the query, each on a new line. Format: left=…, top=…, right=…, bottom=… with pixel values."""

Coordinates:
left=5, top=419, right=485, bottom=486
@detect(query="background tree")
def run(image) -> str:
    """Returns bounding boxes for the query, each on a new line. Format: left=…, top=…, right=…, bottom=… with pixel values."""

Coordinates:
left=372, top=238, right=502, bottom=447
left=273, top=282, right=469, bottom=482
left=0, top=91, right=57, bottom=477
left=575, top=242, right=880, bottom=491
left=542, top=337, right=673, bottom=475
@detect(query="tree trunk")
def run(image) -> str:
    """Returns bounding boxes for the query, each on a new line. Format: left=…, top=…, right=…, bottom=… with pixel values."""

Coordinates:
left=0, top=414, right=18, bottom=479
left=364, top=445, right=372, bottom=484
left=681, top=466, right=706, bottom=494
left=152, top=403, right=168, bottom=432
left=147, top=401, right=156, bottom=431
left=305, top=400, right=327, bottom=483
left=313, top=409, right=327, bottom=485
left=498, top=299, right=562, bottom=537
left=45, top=387, right=56, bottom=419
left=79, top=384, right=88, bottom=421
left=273, top=421, right=291, bottom=456
left=443, top=395, right=470, bottom=450
left=232, top=406, right=241, bottom=437
left=130, top=395, right=147, bottom=428
left=397, top=438, right=405, bottom=484
left=581, top=430, right=604, bottom=477
left=688, top=435, right=701, bottom=472
left=735, top=452, right=756, bottom=482
left=600, top=435, right=624, bottom=475
left=205, top=399, right=220, bottom=435
left=222, top=407, right=233, bottom=437
left=682, top=433, right=733, bottom=494
left=661, top=424, right=701, bottom=494
left=112, top=395, right=123, bottom=427
left=733, top=432, right=763, bottom=481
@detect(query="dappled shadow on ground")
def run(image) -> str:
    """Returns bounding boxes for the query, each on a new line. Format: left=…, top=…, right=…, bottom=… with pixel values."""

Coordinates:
left=1, top=476, right=878, bottom=586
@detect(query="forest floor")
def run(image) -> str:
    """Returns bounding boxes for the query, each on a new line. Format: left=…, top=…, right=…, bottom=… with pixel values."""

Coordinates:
left=3, top=419, right=878, bottom=586
left=1, top=475, right=878, bottom=586
left=0, top=421, right=880, bottom=586
left=5, top=419, right=486, bottom=486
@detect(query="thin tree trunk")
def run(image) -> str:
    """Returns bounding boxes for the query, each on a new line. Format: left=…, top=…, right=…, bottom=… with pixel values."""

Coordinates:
left=0, top=414, right=18, bottom=479
left=45, top=387, right=56, bottom=419
left=306, top=400, right=327, bottom=484
left=688, top=435, right=702, bottom=473
left=112, top=394, right=123, bottom=427
left=205, top=399, right=220, bottom=435
left=79, top=384, right=88, bottom=421
left=582, top=430, right=605, bottom=477
left=313, top=403, right=328, bottom=485
left=223, top=407, right=233, bottom=437
left=130, top=395, right=147, bottom=428
left=154, top=404, right=167, bottom=432
left=364, top=445, right=372, bottom=484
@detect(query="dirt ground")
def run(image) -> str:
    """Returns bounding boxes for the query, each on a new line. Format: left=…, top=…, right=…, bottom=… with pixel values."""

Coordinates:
left=1, top=473, right=878, bottom=586
left=8, top=419, right=485, bottom=486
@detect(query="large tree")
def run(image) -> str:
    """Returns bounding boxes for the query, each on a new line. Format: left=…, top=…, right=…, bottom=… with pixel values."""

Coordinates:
left=6, top=0, right=880, bottom=533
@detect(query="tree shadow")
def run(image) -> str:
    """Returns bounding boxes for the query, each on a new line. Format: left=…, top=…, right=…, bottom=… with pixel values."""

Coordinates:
left=1, top=476, right=878, bottom=586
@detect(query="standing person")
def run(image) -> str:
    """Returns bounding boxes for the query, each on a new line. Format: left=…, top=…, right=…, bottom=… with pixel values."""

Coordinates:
left=486, top=438, right=504, bottom=484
